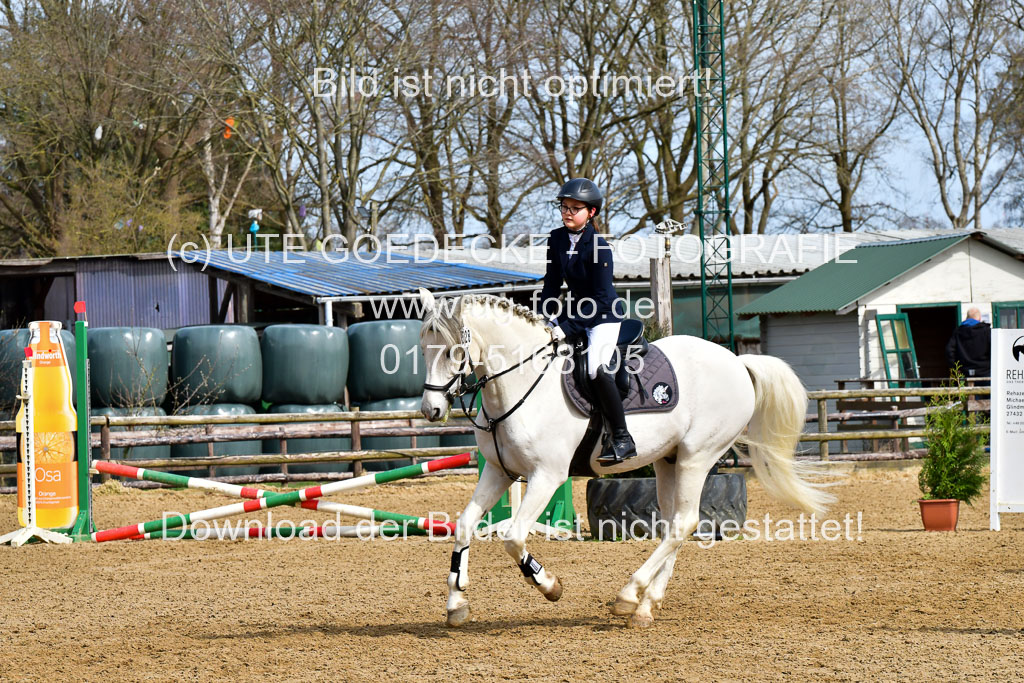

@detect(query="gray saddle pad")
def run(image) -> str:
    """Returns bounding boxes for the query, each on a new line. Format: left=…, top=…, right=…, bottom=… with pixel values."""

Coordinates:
left=562, top=343, right=679, bottom=416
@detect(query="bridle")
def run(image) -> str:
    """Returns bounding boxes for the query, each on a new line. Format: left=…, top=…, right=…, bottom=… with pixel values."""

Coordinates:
left=423, top=325, right=561, bottom=478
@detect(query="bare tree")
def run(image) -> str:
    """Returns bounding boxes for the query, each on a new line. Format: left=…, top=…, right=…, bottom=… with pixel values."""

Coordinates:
left=513, top=0, right=647, bottom=233
left=996, top=0, right=1024, bottom=221
left=725, top=0, right=833, bottom=234
left=882, top=0, right=1020, bottom=230
left=786, top=0, right=905, bottom=232
left=614, top=0, right=697, bottom=234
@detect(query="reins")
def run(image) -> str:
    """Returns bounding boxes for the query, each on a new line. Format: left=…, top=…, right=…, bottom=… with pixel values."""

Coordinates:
left=425, top=336, right=561, bottom=479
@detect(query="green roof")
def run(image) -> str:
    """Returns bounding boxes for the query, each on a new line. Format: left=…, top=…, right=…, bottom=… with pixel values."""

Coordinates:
left=737, top=235, right=967, bottom=316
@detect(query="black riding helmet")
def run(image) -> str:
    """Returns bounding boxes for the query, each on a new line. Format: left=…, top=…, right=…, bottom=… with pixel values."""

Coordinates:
left=556, top=178, right=603, bottom=216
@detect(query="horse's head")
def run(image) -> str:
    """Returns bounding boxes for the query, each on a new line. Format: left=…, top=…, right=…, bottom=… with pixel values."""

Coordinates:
left=419, top=288, right=556, bottom=421
left=418, top=288, right=474, bottom=422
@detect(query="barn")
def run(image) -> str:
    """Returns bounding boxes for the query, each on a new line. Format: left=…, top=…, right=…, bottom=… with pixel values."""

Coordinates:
left=737, top=231, right=1024, bottom=391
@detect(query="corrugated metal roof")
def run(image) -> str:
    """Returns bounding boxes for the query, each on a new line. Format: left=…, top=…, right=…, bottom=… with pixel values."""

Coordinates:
left=408, top=232, right=890, bottom=280
left=736, top=234, right=969, bottom=316
left=187, top=250, right=540, bottom=299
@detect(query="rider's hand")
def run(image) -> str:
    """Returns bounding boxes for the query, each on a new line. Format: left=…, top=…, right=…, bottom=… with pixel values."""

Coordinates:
left=549, top=325, right=566, bottom=342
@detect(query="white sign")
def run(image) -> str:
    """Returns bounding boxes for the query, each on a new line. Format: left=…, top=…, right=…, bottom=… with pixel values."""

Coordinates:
left=990, top=329, right=1024, bottom=530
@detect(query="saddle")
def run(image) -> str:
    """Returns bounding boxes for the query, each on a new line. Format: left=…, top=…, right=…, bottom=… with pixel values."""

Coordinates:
left=561, top=319, right=680, bottom=476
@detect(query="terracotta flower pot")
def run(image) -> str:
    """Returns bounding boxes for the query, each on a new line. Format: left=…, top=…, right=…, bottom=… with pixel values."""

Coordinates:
left=918, top=499, right=960, bottom=531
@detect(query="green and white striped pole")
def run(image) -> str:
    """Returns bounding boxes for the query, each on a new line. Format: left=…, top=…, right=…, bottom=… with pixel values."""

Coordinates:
left=91, top=452, right=470, bottom=542
left=139, top=523, right=423, bottom=540
left=94, top=461, right=456, bottom=535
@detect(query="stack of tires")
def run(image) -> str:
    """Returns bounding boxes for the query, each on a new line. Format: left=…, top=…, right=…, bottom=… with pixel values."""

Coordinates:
left=87, top=327, right=169, bottom=464
left=260, top=325, right=350, bottom=475
left=170, top=326, right=262, bottom=476
left=346, top=320, right=436, bottom=471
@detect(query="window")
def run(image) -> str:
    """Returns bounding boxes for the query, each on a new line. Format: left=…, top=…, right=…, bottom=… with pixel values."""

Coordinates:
left=875, top=313, right=920, bottom=388
left=993, top=302, right=1024, bottom=329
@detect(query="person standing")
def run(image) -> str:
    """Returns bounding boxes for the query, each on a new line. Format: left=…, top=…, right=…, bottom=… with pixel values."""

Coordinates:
left=945, top=307, right=991, bottom=380
left=535, top=178, right=637, bottom=464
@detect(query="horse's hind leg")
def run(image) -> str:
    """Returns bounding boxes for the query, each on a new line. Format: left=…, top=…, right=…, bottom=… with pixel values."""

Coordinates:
left=446, top=462, right=512, bottom=627
left=613, top=458, right=712, bottom=625
left=501, top=473, right=566, bottom=602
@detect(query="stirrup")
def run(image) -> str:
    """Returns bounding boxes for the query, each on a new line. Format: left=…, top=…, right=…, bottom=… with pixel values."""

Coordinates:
left=597, top=430, right=638, bottom=465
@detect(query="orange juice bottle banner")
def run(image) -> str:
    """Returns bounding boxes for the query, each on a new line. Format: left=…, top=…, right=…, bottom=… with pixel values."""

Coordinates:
left=16, top=320, right=78, bottom=529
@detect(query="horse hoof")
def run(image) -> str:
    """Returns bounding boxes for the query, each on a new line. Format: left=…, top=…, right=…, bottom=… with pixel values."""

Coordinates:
left=446, top=604, right=471, bottom=627
left=628, top=612, right=654, bottom=629
left=543, top=578, right=563, bottom=602
left=611, top=599, right=637, bottom=616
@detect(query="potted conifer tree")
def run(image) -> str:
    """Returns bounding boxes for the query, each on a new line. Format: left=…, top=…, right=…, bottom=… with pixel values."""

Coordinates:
left=918, top=368, right=988, bottom=531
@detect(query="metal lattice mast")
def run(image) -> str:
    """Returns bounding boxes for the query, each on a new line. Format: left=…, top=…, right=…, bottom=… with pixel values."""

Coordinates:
left=691, top=0, right=734, bottom=351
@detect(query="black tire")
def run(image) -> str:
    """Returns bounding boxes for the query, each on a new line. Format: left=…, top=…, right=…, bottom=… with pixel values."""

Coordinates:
left=585, top=473, right=747, bottom=541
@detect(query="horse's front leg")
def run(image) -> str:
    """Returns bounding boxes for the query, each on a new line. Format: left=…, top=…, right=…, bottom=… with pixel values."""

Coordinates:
left=501, top=473, right=565, bottom=602
left=446, top=461, right=511, bottom=627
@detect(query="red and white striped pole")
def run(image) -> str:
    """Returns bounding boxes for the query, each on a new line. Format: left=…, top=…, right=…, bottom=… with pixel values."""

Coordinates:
left=92, top=452, right=470, bottom=542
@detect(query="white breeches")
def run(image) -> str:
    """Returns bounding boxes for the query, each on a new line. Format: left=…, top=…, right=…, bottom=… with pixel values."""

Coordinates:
left=586, top=322, right=621, bottom=379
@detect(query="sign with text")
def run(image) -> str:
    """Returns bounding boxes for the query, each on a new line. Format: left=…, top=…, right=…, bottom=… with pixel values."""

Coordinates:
left=991, top=329, right=1024, bottom=530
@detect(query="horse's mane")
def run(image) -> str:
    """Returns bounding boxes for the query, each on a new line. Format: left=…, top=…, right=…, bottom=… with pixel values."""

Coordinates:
left=421, top=294, right=547, bottom=347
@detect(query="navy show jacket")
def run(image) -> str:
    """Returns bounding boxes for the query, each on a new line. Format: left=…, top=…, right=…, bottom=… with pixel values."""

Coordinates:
left=537, top=224, right=625, bottom=337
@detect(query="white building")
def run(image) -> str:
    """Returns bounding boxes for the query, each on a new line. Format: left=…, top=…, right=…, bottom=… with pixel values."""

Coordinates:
left=737, top=232, right=1024, bottom=390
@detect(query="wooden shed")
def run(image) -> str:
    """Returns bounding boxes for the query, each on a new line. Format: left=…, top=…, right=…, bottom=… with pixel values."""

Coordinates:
left=737, top=232, right=1024, bottom=391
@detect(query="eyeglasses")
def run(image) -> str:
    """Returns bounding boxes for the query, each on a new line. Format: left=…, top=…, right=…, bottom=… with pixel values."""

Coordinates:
left=552, top=201, right=588, bottom=216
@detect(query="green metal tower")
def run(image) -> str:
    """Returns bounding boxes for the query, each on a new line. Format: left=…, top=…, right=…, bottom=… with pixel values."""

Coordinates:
left=691, top=0, right=735, bottom=351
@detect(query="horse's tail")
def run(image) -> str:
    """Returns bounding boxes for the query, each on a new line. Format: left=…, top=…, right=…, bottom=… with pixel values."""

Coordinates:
left=738, top=355, right=835, bottom=515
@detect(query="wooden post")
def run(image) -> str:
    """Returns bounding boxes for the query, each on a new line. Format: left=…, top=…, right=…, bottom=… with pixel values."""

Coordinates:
left=351, top=408, right=362, bottom=477
left=206, top=425, right=215, bottom=478
left=279, top=437, right=289, bottom=475
left=236, top=281, right=254, bottom=323
left=207, top=276, right=219, bottom=324
left=100, top=424, right=111, bottom=482
left=409, top=418, right=418, bottom=464
left=817, top=398, right=829, bottom=461
left=650, top=253, right=673, bottom=336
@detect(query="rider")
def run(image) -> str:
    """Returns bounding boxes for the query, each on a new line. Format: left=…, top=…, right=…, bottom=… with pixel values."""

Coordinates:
left=536, top=178, right=638, bottom=464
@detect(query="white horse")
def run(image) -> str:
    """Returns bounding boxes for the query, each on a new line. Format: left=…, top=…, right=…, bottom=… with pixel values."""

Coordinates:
left=418, top=289, right=833, bottom=628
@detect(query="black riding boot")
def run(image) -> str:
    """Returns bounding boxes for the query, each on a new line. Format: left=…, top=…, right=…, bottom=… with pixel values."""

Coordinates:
left=591, top=365, right=638, bottom=464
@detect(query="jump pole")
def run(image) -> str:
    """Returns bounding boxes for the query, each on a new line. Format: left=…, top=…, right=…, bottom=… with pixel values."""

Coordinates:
left=91, top=452, right=470, bottom=542
left=93, top=459, right=463, bottom=534
left=138, top=524, right=421, bottom=540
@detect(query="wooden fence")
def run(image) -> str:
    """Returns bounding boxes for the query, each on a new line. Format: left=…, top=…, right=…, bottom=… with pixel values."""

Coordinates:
left=0, top=384, right=992, bottom=481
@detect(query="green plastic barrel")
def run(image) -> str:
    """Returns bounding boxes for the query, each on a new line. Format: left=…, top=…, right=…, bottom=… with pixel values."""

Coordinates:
left=89, top=327, right=168, bottom=408
left=170, top=404, right=261, bottom=477
left=0, top=327, right=77, bottom=412
left=261, top=403, right=351, bottom=475
left=346, top=320, right=426, bottom=402
left=357, top=396, right=439, bottom=471
left=171, top=326, right=261, bottom=406
left=91, top=406, right=171, bottom=462
left=261, top=325, right=348, bottom=404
